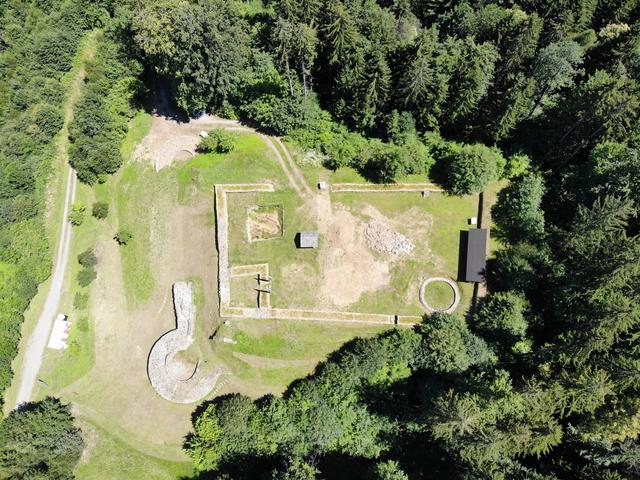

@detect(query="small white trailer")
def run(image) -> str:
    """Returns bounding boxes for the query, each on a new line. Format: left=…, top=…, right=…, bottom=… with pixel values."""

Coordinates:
left=47, top=314, right=72, bottom=350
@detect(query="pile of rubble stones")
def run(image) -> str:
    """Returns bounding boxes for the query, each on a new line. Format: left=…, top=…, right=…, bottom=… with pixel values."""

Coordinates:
left=364, top=220, right=415, bottom=255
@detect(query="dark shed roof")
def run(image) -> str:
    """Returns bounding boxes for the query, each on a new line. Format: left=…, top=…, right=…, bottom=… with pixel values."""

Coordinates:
left=465, top=228, right=488, bottom=283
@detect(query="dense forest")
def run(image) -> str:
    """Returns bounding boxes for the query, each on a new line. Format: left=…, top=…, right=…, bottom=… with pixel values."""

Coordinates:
left=1, top=0, right=640, bottom=478
left=0, top=0, right=93, bottom=403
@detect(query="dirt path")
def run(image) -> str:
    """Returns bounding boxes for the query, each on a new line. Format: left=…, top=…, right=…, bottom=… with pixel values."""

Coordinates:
left=273, top=135, right=314, bottom=196
left=13, top=32, right=97, bottom=407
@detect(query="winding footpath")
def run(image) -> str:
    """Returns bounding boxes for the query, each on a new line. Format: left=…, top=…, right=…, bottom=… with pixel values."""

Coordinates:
left=13, top=34, right=96, bottom=408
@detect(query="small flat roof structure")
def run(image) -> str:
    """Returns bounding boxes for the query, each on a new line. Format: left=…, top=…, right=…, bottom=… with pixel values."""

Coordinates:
left=465, top=228, right=488, bottom=283
left=48, top=314, right=71, bottom=350
left=298, top=231, right=318, bottom=248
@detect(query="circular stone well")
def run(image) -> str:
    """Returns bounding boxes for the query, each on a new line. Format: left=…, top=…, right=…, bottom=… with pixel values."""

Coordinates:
left=419, top=277, right=460, bottom=314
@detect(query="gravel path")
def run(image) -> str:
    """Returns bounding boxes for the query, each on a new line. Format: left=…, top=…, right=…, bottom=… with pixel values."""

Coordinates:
left=15, top=163, right=77, bottom=406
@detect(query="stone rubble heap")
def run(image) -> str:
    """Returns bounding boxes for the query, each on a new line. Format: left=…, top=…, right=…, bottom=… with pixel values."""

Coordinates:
left=364, top=220, right=415, bottom=255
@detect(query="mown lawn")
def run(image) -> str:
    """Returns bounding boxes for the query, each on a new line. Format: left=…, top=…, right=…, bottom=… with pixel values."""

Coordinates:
left=227, top=189, right=321, bottom=309
left=176, top=134, right=291, bottom=203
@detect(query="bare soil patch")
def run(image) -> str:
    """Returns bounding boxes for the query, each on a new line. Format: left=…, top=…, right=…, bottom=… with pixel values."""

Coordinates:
left=297, top=193, right=392, bottom=308
left=134, top=113, right=237, bottom=169
left=247, top=205, right=283, bottom=241
left=173, top=149, right=194, bottom=162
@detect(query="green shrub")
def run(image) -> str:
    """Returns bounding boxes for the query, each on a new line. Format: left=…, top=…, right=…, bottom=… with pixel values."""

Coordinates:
left=240, top=92, right=319, bottom=135
left=69, top=135, right=121, bottom=184
left=370, top=144, right=408, bottom=183
left=492, top=173, right=546, bottom=243
left=415, top=313, right=496, bottom=373
left=0, top=398, right=84, bottom=478
left=287, top=109, right=434, bottom=182
left=24, top=103, right=63, bottom=142
left=370, top=460, right=409, bottom=480
left=33, top=29, right=80, bottom=74
left=114, top=228, right=132, bottom=245
left=68, top=203, right=85, bottom=226
left=271, top=459, right=319, bottom=480
left=77, top=248, right=97, bottom=268
left=442, top=143, right=506, bottom=194
left=475, top=292, right=529, bottom=344
left=91, top=201, right=109, bottom=219
left=77, top=267, right=97, bottom=287
left=317, top=130, right=373, bottom=170
left=77, top=316, right=89, bottom=333
left=73, top=292, right=89, bottom=310
left=67, top=37, right=142, bottom=184
left=504, top=153, right=531, bottom=178
left=197, top=129, right=238, bottom=154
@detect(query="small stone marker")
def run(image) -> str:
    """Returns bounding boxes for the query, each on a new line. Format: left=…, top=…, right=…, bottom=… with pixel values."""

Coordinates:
left=468, top=217, right=478, bottom=225
left=199, top=130, right=208, bottom=138
left=422, top=190, right=430, bottom=198
left=222, top=337, right=237, bottom=344
left=318, top=181, right=327, bottom=190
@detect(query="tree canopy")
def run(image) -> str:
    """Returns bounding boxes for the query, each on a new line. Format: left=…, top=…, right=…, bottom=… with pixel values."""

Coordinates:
left=0, top=397, right=83, bottom=479
left=2, top=0, right=640, bottom=478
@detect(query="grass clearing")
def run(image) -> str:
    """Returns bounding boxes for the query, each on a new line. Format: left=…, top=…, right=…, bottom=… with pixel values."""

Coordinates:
left=121, top=111, right=152, bottom=162
left=228, top=190, right=321, bottom=309
left=177, top=133, right=290, bottom=203
left=226, top=187, right=477, bottom=316
left=29, top=130, right=295, bottom=478
left=115, top=163, right=157, bottom=307
left=230, top=276, right=260, bottom=307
